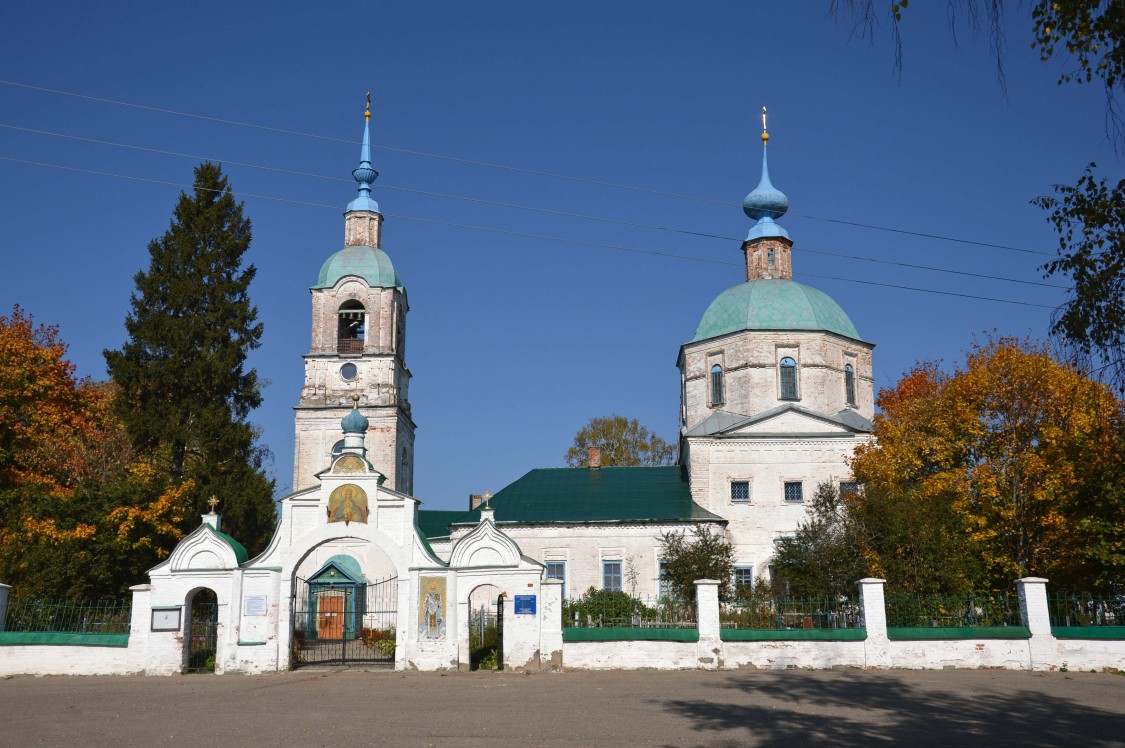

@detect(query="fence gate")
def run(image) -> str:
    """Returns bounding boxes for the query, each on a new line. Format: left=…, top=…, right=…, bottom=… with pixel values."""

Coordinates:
left=186, top=593, right=218, bottom=673
left=291, top=575, right=398, bottom=667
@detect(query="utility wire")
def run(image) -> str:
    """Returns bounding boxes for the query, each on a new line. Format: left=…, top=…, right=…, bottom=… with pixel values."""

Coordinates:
left=0, top=79, right=1052, bottom=256
left=0, top=124, right=1064, bottom=289
left=0, top=154, right=1058, bottom=310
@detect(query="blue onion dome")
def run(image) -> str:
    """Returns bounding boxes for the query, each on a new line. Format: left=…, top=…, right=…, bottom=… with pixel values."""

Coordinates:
left=693, top=279, right=867, bottom=344
left=342, top=402, right=369, bottom=434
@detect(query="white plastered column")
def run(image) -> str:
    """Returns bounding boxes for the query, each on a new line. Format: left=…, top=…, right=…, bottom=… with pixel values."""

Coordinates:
left=539, top=578, right=563, bottom=669
left=694, top=579, right=721, bottom=670
left=1016, top=576, right=1058, bottom=670
left=858, top=578, right=891, bottom=669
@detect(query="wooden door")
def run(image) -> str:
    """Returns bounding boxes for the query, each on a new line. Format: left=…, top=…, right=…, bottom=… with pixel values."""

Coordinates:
left=318, top=594, right=344, bottom=639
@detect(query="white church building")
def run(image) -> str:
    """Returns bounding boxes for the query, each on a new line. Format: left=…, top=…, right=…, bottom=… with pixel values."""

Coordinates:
left=37, top=104, right=877, bottom=674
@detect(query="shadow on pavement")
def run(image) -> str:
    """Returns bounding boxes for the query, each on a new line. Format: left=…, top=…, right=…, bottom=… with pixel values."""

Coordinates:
left=660, top=671, right=1125, bottom=747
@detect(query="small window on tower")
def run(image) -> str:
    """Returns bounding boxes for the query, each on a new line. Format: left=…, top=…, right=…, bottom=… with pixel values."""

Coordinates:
left=340, top=363, right=358, bottom=381
left=779, top=357, right=799, bottom=400
left=710, top=365, right=724, bottom=407
left=767, top=247, right=776, bottom=268
left=845, top=364, right=857, bottom=407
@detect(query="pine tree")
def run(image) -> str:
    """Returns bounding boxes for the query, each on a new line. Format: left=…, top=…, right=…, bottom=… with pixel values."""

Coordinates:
left=104, top=163, right=275, bottom=553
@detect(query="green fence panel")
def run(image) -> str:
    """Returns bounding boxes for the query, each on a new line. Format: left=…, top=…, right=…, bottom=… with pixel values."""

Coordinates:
left=887, top=626, right=1030, bottom=641
left=563, top=627, right=698, bottom=642
left=721, top=628, right=867, bottom=642
left=0, top=632, right=130, bottom=647
left=1050, top=626, right=1125, bottom=640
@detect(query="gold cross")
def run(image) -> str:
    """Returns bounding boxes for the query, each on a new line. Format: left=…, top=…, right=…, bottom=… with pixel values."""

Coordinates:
left=365, top=91, right=371, bottom=123
left=482, top=492, right=492, bottom=510
left=207, top=496, right=219, bottom=513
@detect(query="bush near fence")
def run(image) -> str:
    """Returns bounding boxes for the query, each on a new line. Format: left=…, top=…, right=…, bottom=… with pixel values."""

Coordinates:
left=720, top=595, right=862, bottom=630
left=562, top=588, right=694, bottom=629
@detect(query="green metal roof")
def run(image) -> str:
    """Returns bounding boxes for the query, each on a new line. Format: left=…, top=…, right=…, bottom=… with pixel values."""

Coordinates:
left=416, top=510, right=466, bottom=540
left=210, top=526, right=249, bottom=565
left=692, top=279, right=865, bottom=343
left=451, top=466, right=723, bottom=526
left=314, top=246, right=402, bottom=290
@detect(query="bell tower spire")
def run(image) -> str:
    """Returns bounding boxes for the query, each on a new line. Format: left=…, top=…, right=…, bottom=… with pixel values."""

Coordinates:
left=345, top=92, right=382, bottom=247
left=741, top=106, right=794, bottom=281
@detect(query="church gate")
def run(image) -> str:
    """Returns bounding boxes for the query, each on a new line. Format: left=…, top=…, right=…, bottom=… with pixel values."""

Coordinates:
left=186, top=589, right=218, bottom=673
left=291, top=575, right=398, bottom=667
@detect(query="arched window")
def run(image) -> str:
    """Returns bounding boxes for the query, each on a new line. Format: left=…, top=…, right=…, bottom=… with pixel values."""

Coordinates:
left=779, top=357, right=798, bottom=400
left=337, top=300, right=365, bottom=354
left=767, top=247, right=776, bottom=268
left=844, top=364, right=857, bottom=406
left=710, top=364, right=724, bottom=406
left=331, top=440, right=345, bottom=459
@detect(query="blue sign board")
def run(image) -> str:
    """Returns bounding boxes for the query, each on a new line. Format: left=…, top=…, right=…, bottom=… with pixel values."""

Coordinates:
left=514, top=595, right=536, bottom=615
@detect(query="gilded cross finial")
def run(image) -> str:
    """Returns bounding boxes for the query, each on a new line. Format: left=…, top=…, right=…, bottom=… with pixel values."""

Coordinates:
left=365, top=91, right=371, bottom=123
left=352, top=392, right=360, bottom=408
left=761, top=106, right=769, bottom=144
left=207, top=496, right=219, bottom=513
left=482, top=492, right=492, bottom=510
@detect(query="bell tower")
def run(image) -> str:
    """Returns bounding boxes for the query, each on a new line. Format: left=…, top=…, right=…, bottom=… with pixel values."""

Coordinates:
left=292, top=95, right=416, bottom=494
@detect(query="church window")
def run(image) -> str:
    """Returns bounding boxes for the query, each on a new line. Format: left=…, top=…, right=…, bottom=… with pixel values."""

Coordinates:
left=337, top=300, right=365, bottom=354
left=331, top=440, right=345, bottom=459
left=783, top=481, right=804, bottom=503
left=340, top=363, right=358, bottom=381
left=658, top=561, right=672, bottom=598
left=845, top=364, right=857, bottom=406
left=546, top=561, right=567, bottom=599
left=730, top=481, right=750, bottom=503
left=767, top=247, right=776, bottom=268
left=602, top=560, right=623, bottom=592
left=710, top=365, right=724, bottom=406
left=779, top=357, right=798, bottom=400
left=734, top=566, right=754, bottom=594
left=839, top=481, right=859, bottom=497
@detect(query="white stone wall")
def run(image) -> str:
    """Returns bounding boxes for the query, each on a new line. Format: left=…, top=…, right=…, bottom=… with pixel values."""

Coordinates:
left=0, top=645, right=132, bottom=676
left=562, top=640, right=702, bottom=669
left=680, top=329, right=875, bottom=430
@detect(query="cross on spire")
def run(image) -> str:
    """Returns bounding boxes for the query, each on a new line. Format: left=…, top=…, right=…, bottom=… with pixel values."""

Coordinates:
left=207, top=496, right=219, bottom=513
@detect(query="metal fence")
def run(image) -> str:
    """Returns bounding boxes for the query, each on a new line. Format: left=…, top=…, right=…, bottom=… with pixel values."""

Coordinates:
left=562, top=591, right=695, bottom=629
left=885, top=592, right=1020, bottom=628
left=1049, top=593, right=1125, bottom=627
left=720, top=595, right=862, bottom=630
left=2, top=597, right=132, bottom=634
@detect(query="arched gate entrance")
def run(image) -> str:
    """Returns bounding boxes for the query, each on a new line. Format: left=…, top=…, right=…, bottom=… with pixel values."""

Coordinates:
left=291, top=562, right=397, bottom=667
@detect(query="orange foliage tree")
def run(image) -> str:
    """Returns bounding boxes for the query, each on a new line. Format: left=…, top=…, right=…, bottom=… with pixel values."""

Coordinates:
left=0, top=307, right=189, bottom=598
left=851, top=337, right=1125, bottom=592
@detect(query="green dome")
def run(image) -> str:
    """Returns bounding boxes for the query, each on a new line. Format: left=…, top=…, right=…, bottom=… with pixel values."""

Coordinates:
left=692, top=279, right=865, bottom=343
left=314, top=246, right=402, bottom=290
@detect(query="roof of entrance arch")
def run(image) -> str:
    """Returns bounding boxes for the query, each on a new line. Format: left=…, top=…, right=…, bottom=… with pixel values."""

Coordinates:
left=692, top=279, right=867, bottom=343
left=314, top=246, right=402, bottom=290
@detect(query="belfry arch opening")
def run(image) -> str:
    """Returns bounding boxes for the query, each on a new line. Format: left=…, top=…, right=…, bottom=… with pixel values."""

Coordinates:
left=338, top=300, right=365, bottom=354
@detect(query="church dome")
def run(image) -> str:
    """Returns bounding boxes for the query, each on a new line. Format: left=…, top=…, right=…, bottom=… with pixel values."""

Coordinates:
left=341, top=405, right=369, bottom=434
left=314, top=246, right=402, bottom=290
left=692, top=279, right=865, bottom=343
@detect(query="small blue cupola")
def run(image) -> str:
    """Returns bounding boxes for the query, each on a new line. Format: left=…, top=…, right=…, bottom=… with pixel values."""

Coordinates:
left=347, top=92, right=380, bottom=214
left=339, top=394, right=369, bottom=457
left=742, top=107, right=790, bottom=241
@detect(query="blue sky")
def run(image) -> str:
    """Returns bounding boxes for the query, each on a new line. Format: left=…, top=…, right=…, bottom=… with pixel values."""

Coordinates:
left=0, top=2, right=1115, bottom=513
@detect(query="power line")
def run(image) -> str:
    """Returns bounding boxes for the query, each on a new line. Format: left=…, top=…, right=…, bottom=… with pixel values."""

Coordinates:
left=0, top=154, right=1059, bottom=310
left=0, top=79, right=1053, bottom=256
left=0, top=123, right=1064, bottom=289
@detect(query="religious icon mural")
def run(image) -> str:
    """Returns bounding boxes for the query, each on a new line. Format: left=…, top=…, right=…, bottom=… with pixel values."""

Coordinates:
left=418, top=576, right=446, bottom=640
left=328, top=484, right=369, bottom=524
left=332, top=455, right=367, bottom=474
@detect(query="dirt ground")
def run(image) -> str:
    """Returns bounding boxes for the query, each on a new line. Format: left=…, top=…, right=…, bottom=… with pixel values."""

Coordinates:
left=3, top=667, right=1124, bottom=747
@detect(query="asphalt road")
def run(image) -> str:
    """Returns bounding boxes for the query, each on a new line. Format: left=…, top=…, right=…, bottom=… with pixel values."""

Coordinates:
left=3, top=668, right=1124, bottom=747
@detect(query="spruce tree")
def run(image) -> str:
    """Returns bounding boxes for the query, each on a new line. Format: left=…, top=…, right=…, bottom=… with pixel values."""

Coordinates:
left=105, top=163, right=276, bottom=552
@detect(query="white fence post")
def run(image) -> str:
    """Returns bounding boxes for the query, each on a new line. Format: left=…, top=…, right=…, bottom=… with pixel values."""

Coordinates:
left=1016, top=577, right=1057, bottom=670
left=694, top=579, right=721, bottom=670
left=0, top=583, right=9, bottom=632
left=858, top=578, right=891, bottom=669
left=540, top=578, right=563, bottom=669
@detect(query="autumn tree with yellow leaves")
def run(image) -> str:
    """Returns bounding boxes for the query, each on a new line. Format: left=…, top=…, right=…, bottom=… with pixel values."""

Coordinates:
left=777, top=337, right=1124, bottom=596
left=0, top=307, right=190, bottom=598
